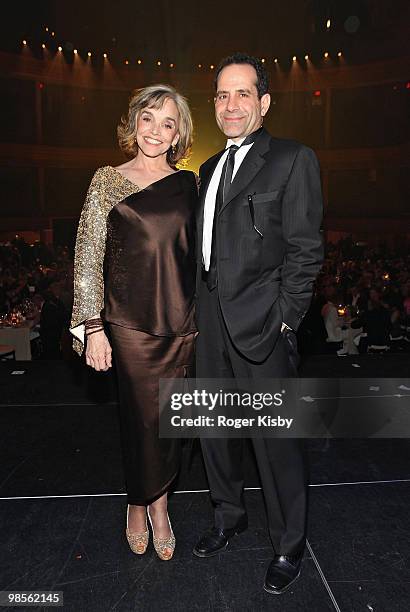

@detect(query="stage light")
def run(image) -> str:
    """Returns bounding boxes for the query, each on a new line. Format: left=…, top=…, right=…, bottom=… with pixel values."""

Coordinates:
left=324, top=52, right=329, bottom=58
left=137, top=59, right=142, bottom=64
left=338, top=51, right=342, bottom=57
left=103, top=53, right=107, bottom=58
left=42, top=43, right=46, bottom=49
left=170, top=63, right=174, bottom=68
left=74, top=49, right=78, bottom=54
left=157, top=60, right=161, bottom=66
left=210, top=64, right=215, bottom=69
left=45, top=27, right=49, bottom=32
left=51, top=32, right=55, bottom=37
left=198, top=63, right=202, bottom=68
left=313, top=90, right=321, bottom=97
left=22, top=40, right=27, bottom=45
left=274, top=58, right=278, bottom=63
left=326, top=19, right=331, bottom=29
left=125, top=59, right=129, bottom=65
left=58, top=46, right=62, bottom=52
left=292, top=56, right=297, bottom=62
left=261, top=58, right=265, bottom=63
left=88, top=51, right=91, bottom=57
left=305, top=54, right=309, bottom=60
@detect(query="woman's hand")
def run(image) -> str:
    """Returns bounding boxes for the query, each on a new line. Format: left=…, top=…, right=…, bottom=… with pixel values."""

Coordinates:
left=85, top=330, right=112, bottom=371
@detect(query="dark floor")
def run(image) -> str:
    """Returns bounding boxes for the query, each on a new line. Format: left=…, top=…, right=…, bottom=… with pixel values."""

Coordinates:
left=1, top=354, right=410, bottom=611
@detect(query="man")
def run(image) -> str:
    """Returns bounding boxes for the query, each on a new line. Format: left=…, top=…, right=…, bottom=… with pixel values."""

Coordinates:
left=193, top=53, right=323, bottom=595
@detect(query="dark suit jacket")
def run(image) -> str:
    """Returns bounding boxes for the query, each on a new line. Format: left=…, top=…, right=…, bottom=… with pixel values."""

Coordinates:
left=196, top=128, right=324, bottom=362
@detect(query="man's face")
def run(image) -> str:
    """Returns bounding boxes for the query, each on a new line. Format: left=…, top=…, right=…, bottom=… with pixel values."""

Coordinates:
left=214, top=63, right=270, bottom=142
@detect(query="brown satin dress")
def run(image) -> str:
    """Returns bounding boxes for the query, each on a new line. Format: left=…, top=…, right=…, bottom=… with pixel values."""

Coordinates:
left=103, top=170, right=197, bottom=505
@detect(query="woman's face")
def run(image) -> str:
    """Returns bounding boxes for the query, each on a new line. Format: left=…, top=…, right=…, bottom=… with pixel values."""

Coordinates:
left=135, top=97, right=180, bottom=161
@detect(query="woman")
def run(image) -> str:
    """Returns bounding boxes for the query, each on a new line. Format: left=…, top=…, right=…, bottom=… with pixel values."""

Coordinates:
left=70, top=85, right=197, bottom=560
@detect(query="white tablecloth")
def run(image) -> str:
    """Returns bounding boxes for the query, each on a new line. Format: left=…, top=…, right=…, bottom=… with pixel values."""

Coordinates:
left=0, top=324, right=33, bottom=360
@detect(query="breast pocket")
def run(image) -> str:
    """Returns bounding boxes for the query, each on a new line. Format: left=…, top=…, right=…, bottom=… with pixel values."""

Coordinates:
left=251, top=190, right=280, bottom=204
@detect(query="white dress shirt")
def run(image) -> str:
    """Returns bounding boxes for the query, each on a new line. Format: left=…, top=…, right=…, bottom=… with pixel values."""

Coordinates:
left=202, top=137, right=254, bottom=270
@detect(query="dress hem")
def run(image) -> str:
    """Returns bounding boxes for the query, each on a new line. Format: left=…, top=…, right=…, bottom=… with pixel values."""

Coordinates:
left=126, top=468, right=180, bottom=506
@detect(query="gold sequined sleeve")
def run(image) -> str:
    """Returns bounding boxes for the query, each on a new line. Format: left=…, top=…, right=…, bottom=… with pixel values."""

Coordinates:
left=70, top=168, right=108, bottom=355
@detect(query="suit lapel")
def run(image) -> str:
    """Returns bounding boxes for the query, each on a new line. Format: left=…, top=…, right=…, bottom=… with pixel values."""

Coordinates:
left=218, top=129, right=271, bottom=215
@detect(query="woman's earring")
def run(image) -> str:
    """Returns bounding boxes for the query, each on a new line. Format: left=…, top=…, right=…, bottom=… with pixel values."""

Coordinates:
left=172, top=144, right=176, bottom=154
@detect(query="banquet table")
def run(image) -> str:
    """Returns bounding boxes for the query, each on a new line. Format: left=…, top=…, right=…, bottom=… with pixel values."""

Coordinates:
left=0, top=321, right=36, bottom=360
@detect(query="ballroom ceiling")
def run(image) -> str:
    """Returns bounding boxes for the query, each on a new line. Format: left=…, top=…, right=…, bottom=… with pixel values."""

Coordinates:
left=1, top=0, right=409, bottom=68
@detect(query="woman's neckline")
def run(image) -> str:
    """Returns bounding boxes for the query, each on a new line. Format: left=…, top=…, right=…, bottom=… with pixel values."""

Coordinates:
left=109, top=165, right=182, bottom=191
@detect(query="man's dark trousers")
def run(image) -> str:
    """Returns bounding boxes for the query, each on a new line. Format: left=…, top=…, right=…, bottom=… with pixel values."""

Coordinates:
left=197, top=278, right=308, bottom=556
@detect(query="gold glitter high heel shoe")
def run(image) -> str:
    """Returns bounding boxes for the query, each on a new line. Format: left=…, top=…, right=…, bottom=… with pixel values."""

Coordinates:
left=125, top=506, right=149, bottom=555
left=147, top=507, right=176, bottom=561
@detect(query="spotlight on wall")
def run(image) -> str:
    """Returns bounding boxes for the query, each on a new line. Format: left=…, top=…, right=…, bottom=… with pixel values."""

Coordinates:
left=58, top=46, right=62, bottom=52
left=324, top=51, right=329, bottom=58
left=41, top=43, right=46, bottom=49
left=103, top=53, right=107, bottom=58
left=274, top=58, right=278, bottom=63
left=88, top=51, right=91, bottom=57
left=337, top=51, right=342, bottom=57
left=292, top=56, right=297, bottom=62
left=137, top=59, right=142, bottom=64
left=22, top=40, right=27, bottom=45
left=73, top=49, right=78, bottom=54
left=305, top=54, right=309, bottom=60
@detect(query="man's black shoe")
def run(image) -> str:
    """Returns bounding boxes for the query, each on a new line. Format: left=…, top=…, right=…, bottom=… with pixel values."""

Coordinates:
left=263, top=551, right=304, bottom=595
left=193, top=524, right=247, bottom=558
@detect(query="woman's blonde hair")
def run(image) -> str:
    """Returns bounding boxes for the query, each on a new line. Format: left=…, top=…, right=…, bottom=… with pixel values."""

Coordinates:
left=117, top=84, right=193, bottom=166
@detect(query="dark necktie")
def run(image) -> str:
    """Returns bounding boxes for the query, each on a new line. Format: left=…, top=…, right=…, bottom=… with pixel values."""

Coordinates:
left=206, top=128, right=263, bottom=291
left=206, top=144, right=238, bottom=290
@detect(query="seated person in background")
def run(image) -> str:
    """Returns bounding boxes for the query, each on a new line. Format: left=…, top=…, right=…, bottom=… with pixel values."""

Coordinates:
left=40, top=278, right=70, bottom=359
left=360, top=288, right=391, bottom=352
left=7, top=269, right=31, bottom=307
left=321, top=285, right=344, bottom=344
left=321, top=285, right=362, bottom=355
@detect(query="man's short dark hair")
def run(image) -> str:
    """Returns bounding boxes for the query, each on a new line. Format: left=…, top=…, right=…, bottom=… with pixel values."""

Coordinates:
left=214, top=52, right=269, bottom=98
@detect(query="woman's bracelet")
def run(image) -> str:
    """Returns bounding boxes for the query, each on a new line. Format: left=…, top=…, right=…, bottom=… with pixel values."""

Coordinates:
left=85, top=328, right=104, bottom=337
left=85, top=317, right=103, bottom=329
